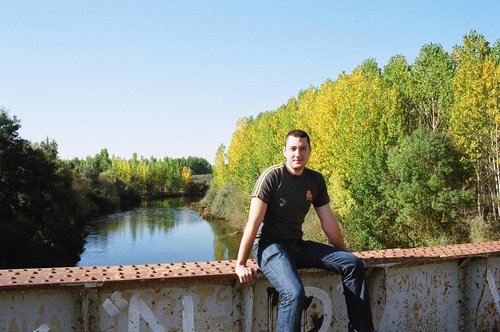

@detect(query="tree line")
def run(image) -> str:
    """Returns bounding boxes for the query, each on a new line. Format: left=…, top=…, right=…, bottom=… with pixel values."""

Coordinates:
left=0, top=110, right=212, bottom=268
left=208, top=31, right=499, bottom=250
left=68, top=149, right=212, bottom=212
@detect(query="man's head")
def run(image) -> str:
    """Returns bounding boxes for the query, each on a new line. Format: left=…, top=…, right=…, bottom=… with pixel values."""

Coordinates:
left=285, top=129, right=311, bottom=148
left=283, top=129, right=311, bottom=175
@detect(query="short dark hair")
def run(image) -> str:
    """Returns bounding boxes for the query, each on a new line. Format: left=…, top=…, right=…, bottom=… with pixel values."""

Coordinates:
left=285, top=129, right=311, bottom=148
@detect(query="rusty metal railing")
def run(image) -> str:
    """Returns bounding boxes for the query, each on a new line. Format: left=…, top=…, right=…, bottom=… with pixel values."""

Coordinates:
left=1, top=241, right=498, bottom=291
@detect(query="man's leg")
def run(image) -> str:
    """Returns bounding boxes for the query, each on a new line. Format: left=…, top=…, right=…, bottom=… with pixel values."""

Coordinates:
left=254, top=241, right=305, bottom=332
left=297, top=240, right=374, bottom=332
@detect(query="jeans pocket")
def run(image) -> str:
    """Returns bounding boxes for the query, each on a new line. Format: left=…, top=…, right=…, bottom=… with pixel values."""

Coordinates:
left=257, top=242, right=284, bottom=268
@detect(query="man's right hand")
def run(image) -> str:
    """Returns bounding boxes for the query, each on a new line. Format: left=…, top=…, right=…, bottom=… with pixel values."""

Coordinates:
left=234, top=198, right=266, bottom=284
left=235, top=264, right=256, bottom=283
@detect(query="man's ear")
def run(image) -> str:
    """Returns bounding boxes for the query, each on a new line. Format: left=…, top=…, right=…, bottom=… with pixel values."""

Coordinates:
left=283, top=146, right=286, bottom=156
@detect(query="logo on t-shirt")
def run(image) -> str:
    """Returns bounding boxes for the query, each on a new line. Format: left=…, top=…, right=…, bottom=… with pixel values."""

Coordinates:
left=306, top=190, right=313, bottom=201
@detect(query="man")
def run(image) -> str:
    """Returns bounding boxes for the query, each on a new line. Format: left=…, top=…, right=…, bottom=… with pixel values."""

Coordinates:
left=235, top=129, right=374, bottom=332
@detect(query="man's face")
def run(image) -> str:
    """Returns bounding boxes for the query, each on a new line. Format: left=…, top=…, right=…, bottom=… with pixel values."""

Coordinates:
left=283, top=135, right=310, bottom=175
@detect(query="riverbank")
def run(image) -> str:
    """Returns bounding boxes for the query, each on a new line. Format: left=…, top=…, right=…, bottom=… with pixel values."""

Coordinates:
left=74, top=177, right=213, bottom=266
left=77, top=197, right=241, bottom=266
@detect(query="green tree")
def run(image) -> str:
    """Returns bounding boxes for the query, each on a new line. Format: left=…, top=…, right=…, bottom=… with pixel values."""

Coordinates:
left=213, top=144, right=228, bottom=191
left=180, top=156, right=212, bottom=175
left=0, top=109, right=84, bottom=268
left=385, top=127, right=473, bottom=247
left=35, top=136, right=60, bottom=159
left=409, top=43, right=455, bottom=131
left=383, top=55, right=414, bottom=133
left=326, top=60, right=406, bottom=249
left=96, top=148, right=112, bottom=173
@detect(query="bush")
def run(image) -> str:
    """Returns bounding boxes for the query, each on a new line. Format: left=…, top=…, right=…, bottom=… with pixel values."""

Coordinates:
left=185, top=174, right=212, bottom=196
left=302, top=210, right=329, bottom=244
left=71, top=174, right=99, bottom=219
left=384, top=127, right=473, bottom=247
left=199, top=179, right=216, bottom=205
left=468, top=215, right=500, bottom=243
left=211, top=182, right=248, bottom=230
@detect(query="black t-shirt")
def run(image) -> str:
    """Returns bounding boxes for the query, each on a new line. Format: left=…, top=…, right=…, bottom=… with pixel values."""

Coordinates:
left=252, top=163, right=330, bottom=241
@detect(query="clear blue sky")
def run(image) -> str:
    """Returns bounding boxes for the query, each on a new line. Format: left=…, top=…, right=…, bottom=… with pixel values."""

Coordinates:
left=1, top=1, right=498, bottom=163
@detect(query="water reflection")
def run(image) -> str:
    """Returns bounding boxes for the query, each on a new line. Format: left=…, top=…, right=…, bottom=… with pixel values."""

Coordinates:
left=77, top=197, right=240, bottom=267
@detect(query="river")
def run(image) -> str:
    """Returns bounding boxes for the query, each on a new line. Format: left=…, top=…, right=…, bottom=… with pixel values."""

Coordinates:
left=76, top=197, right=241, bottom=267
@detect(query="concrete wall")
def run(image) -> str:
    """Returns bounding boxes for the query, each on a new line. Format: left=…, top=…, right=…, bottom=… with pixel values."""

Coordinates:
left=0, top=242, right=499, bottom=331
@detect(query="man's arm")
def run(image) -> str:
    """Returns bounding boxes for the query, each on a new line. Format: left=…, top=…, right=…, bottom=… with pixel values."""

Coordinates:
left=315, top=203, right=347, bottom=251
left=235, top=197, right=267, bottom=283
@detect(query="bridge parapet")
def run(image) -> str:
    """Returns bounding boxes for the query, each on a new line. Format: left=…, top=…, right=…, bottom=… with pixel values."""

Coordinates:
left=1, top=241, right=499, bottom=331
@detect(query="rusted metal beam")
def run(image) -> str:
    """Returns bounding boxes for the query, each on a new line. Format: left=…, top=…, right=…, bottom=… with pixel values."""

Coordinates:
left=0, top=241, right=499, bottom=331
left=0, top=241, right=499, bottom=291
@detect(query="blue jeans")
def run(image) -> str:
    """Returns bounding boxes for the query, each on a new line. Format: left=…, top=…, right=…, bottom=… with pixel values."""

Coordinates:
left=254, top=239, right=374, bottom=332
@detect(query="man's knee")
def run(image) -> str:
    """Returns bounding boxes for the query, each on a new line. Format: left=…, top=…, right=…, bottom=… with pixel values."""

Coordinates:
left=353, top=256, right=365, bottom=270
left=343, top=254, right=366, bottom=278
left=281, top=284, right=305, bottom=305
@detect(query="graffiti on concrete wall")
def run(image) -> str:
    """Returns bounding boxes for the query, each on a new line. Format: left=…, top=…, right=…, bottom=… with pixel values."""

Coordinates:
left=99, top=285, right=335, bottom=332
left=102, top=291, right=198, bottom=332
left=265, top=286, right=334, bottom=332
left=1, top=255, right=498, bottom=331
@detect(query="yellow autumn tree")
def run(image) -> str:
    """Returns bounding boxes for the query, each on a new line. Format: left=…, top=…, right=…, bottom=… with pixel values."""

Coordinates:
left=111, top=157, right=131, bottom=183
left=181, top=166, right=192, bottom=185
left=450, top=31, right=500, bottom=221
left=213, top=144, right=228, bottom=191
left=210, top=32, right=498, bottom=248
left=226, top=117, right=258, bottom=194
